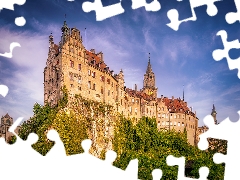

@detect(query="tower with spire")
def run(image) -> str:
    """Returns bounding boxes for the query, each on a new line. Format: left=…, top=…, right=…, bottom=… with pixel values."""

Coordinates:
left=142, top=53, right=157, bottom=99
left=211, top=104, right=217, bottom=124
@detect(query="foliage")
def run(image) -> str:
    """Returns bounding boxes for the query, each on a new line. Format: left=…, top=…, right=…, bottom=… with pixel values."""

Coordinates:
left=8, top=135, right=17, bottom=144
left=52, top=109, right=88, bottom=155
left=113, top=116, right=225, bottom=180
left=18, top=86, right=115, bottom=156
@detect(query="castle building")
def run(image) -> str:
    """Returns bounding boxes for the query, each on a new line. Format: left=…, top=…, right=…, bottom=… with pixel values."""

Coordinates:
left=197, top=104, right=218, bottom=136
left=44, top=21, right=199, bottom=145
left=0, top=113, right=14, bottom=141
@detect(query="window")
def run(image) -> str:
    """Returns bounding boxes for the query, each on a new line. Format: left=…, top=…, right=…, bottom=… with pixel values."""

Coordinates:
left=162, top=107, right=164, bottom=111
left=121, top=99, right=122, bottom=105
left=170, top=122, right=172, bottom=126
left=162, top=114, right=165, bottom=118
left=101, top=75, right=105, bottom=81
left=78, top=76, right=81, bottom=84
left=92, top=72, right=96, bottom=78
left=70, top=84, right=74, bottom=88
left=112, top=82, right=113, bottom=87
left=101, top=87, right=103, bottom=94
left=70, top=60, right=74, bottom=68
left=78, top=64, right=81, bottom=71
left=69, top=73, right=73, bottom=81
left=158, top=114, right=161, bottom=118
left=166, top=114, right=168, bottom=118
left=162, top=121, right=165, bottom=125
left=107, top=78, right=110, bottom=84
left=135, top=108, right=137, bottom=113
left=108, top=90, right=110, bottom=96
left=182, top=122, right=184, bottom=126
left=6, top=120, right=11, bottom=126
left=178, top=122, right=180, bottom=126
left=174, top=122, right=177, bottom=126
left=132, top=98, right=134, bottom=102
left=174, top=115, right=176, bottom=118
left=93, top=83, right=96, bottom=90
left=88, top=81, right=91, bottom=89
left=129, top=107, right=132, bottom=112
left=78, top=86, right=81, bottom=90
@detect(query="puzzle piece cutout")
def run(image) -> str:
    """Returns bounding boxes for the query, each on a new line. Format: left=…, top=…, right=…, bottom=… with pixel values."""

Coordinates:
left=1, top=117, right=167, bottom=180
left=131, top=0, right=161, bottom=12
left=167, top=0, right=222, bottom=31
left=82, top=0, right=125, bottom=21
left=166, top=155, right=209, bottom=180
left=0, top=1, right=26, bottom=26
left=0, top=85, right=9, bottom=97
left=212, top=30, right=240, bottom=79
left=0, top=42, right=21, bottom=58
left=225, top=0, right=240, bottom=24
left=198, top=112, right=240, bottom=180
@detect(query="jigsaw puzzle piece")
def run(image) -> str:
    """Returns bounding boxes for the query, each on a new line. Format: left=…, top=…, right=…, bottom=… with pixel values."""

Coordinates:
left=198, top=111, right=240, bottom=179
left=0, top=42, right=21, bottom=58
left=167, top=0, right=221, bottom=31
left=152, top=169, right=163, bottom=180
left=0, top=0, right=26, bottom=11
left=0, top=85, right=9, bottom=97
left=166, top=155, right=209, bottom=180
left=212, top=30, right=240, bottom=78
left=82, top=0, right=125, bottom=21
left=131, top=0, right=161, bottom=12
left=46, top=129, right=66, bottom=157
left=225, top=0, right=240, bottom=24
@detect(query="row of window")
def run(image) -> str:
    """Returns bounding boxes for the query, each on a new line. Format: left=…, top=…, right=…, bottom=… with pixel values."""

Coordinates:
left=157, top=113, right=193, bottom=120
left=157, top=121, right=195, bottom=129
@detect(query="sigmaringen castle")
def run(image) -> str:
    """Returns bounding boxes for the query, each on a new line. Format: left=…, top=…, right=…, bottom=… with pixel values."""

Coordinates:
left=0, top=21, right=217, bottom=146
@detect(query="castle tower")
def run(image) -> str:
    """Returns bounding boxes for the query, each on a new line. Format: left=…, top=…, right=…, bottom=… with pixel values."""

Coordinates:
left=211, top=104, right=217, bottom=124
left=142, top=53, right=157, bottom=98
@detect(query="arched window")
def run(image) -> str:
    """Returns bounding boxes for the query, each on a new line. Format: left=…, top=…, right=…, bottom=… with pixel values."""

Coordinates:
left=6, top=120, right=11, bottom=125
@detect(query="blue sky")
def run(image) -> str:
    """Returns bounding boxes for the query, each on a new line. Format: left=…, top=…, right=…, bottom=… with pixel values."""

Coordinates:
left=0, top=0, right=240, bottom=126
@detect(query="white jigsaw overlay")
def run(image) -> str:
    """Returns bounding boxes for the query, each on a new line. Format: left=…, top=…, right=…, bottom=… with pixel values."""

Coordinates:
left=1, top=0, right=240, bottom=179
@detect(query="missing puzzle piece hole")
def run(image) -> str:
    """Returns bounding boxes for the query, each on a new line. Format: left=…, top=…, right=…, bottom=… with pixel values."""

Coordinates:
left=229, top=48, right=240, bottom=60
left=15, top=16, right=26, bottom=26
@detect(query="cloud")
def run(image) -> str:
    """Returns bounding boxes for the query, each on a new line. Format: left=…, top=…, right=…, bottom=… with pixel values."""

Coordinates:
left=0, top=27, right=49, bottom=120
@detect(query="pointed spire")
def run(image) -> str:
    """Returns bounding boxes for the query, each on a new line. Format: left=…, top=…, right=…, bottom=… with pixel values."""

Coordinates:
left=211, top=104, right=217, bottom=124
left=146, top=53, right=152, bottom=73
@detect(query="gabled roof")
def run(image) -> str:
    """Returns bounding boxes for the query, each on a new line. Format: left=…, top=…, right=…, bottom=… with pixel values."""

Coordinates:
left=125, top=88, right=154, bottom=101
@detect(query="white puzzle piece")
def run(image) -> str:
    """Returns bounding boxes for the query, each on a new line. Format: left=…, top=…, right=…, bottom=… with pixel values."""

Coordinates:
left=167, top=0, right=222, bottom=31
left=212, top=30, right=240, bottom=79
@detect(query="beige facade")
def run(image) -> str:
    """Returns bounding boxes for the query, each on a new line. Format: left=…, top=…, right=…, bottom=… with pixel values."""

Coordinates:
left=44, top=21, right=199, bottom=146
left=0, top=113, right=14, bottom=142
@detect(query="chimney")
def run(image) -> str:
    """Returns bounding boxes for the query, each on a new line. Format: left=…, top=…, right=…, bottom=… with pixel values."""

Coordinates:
left=172, top=96, right=174, bottom=99
left=90, top=49, right=95, bottom=54
left=161, top=95, right=163, bottom=98
left=135, top=84, right=137, bottom=91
